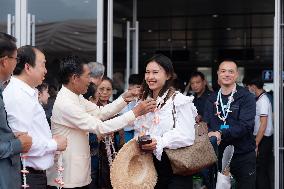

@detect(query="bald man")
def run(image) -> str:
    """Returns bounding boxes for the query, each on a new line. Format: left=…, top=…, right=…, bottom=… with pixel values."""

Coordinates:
left=204, top=60, right=256, bottom=189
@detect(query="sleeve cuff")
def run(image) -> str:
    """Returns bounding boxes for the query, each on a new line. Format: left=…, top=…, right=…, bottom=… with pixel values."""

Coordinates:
left=47, top=139, right=58, bottom=153
left=125, top=111, right=136, bottom=123
left=117, top=96, right=128, bottom=106
left=153, top=136, right=164, bottom=161
left=11, top=139, right=22, bottom=155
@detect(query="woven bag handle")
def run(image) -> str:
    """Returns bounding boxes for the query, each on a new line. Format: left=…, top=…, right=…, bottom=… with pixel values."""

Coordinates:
left=171, top=93, right=177, bottom=128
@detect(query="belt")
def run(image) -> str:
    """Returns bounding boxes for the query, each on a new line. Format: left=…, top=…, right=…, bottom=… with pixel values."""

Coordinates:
left=26, top=167, right=46, bottom=174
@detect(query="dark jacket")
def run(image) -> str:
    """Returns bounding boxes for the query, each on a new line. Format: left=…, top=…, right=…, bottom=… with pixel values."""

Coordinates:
left=193, top=88, right=212, bottom=117
left=0, top=85, right=22, bottom=189
left=203, top=85, right=256, bottom=155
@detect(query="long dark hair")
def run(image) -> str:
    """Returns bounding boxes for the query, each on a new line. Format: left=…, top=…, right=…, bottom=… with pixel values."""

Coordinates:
left=140, top=54, right=175, bottom=100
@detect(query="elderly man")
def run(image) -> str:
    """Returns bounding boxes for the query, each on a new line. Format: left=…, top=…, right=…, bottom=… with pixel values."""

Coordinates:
left=3, top=45, right=67, bottom=189
left=87, top=61, right=105, bottom=85
left=204, top=59, right=256, bottom=189
left=0, top=33, right=33, bottom=189
left=47, top=56, right=156, bottom=188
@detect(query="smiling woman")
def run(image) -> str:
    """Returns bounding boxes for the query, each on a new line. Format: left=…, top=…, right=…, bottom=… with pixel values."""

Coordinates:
left=134, top=54, right=197, bottom=189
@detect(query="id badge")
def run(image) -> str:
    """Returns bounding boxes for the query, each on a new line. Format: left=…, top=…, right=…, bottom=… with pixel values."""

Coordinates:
left=220, top=124, right=230, bottom=130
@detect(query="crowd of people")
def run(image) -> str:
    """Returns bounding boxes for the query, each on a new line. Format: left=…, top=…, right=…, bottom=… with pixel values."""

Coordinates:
left=0, top=31, right=274, bottom=189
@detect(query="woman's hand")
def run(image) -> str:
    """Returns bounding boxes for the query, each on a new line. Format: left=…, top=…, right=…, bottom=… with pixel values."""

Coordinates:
left=141, top=138, right=157, bottom=151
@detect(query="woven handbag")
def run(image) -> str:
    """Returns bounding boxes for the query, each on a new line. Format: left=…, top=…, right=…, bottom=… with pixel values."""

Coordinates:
left=164, top=94, right=217, bottom=176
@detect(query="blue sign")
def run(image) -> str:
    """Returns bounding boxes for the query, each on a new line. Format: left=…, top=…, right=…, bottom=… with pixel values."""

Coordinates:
left=262, top=70, right=273, bottom=81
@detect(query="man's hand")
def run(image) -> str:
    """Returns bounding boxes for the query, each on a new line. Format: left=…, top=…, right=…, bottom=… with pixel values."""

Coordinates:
left=208, top=131, right=222, bottom=145
left=17, top=133, right=32, bottom=153
left=132, top=99, right=156, bottom=117
left=53, top=135, right=67, bottom=151
left=122, top=87, right=141, bottom=103
left=141, top=138, right=157, bottom=151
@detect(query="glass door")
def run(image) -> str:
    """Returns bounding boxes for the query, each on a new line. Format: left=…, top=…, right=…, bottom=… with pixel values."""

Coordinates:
left=26, top=0, right=98, bottom=86
left=0, top=0, right=15, bottom=35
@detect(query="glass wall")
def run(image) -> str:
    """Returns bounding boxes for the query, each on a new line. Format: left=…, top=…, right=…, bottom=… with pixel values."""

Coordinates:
left=0, top=0, right=15, bottom=34
left=27, top=0, right=97, bottom=86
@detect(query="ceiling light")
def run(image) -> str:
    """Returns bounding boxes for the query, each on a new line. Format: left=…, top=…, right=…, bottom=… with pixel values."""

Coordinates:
left=226, top=27, right=231, bottom=31
left=148, top=29, right=152, bottom=33
left=212, top=14, right=219, bottom=18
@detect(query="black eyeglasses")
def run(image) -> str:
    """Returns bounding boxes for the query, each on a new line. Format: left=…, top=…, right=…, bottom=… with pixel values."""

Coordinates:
left=7, top=56, right=18, bottom=61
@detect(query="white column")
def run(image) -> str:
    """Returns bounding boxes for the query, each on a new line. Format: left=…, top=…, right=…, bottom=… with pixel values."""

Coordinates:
left=273, top=0, right=281, bottom=188
left=125, top=21, right=131, bottom=90
left=31, top=15, right=35, bottom=46
left=96, top=0, right=104, bottom=64
left=15, top=0, right=21, bottom=47
left=132, top=0, right=138, bottom=74
left=15, top=0, right=27, bottom=47
left=7, top=14, right=11, bottom=35
left=107, top=0, right=113, bottom=79
left=134, top=21, right=139, bottom=74
left=20, top=0, right=27, bottom=46
left=27, top=13, right=31, bottom=45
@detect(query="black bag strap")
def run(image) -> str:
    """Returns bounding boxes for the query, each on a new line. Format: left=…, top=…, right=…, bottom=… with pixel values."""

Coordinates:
left=171, top=92, right=177, bottom=128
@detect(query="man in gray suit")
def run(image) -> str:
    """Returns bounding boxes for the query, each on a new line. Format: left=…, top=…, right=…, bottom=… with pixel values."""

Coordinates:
left=0, top=32, right=32, bottom=189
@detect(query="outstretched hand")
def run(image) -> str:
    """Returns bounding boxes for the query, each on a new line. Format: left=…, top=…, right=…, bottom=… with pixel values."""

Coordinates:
left=122, top=87, right=141, bottom=103
left=132, top=99, right=156, bottom=117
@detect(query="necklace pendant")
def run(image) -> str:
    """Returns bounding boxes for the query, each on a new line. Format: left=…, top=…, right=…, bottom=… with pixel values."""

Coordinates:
left=153, top=115, right=160, bottom=125
left=228, top=96, right=234, bottom=102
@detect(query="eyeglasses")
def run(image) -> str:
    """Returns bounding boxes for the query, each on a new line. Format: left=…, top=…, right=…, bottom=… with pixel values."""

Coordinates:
left=7, top=56, right=18, bottom=61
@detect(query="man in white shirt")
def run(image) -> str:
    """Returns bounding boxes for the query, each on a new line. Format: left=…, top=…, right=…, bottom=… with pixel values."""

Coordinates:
left=244, top=77, right=274, bottom=189
left=46, top=56, right=156, bottom=188
left=3, top=45, right=67, bottom=189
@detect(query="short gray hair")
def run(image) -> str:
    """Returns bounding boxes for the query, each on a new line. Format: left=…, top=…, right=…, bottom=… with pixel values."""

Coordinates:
left=88, top=62, right=105, bottom=78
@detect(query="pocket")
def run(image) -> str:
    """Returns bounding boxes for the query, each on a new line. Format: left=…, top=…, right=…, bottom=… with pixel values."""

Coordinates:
left=230, top=105, right=239, bottom=119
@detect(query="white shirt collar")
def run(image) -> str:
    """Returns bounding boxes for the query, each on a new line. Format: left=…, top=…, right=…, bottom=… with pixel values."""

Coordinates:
left=61, top=85, right=80, bottom=101
left=10, top=77, right=37, bottom=97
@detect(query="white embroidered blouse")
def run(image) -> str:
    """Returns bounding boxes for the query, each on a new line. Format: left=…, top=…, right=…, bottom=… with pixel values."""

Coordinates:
left=134, top=91, right=197, bottom=160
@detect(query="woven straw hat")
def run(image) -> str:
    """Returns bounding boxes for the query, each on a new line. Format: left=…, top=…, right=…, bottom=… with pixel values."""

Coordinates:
left=110, top=139, right=157, bottom=189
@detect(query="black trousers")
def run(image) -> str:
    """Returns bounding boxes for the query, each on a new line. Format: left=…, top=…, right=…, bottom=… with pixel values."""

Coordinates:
left=256, top=135, right=274, bottom=189
left=26, top=172, right=47, bottom=189
left=153, top=152, right=193, bottom=189
left=230, top=151, right=256, bottom=189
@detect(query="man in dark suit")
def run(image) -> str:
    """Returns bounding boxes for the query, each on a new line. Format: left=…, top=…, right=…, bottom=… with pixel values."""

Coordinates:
left=0, top=32, right=32, bottom=189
